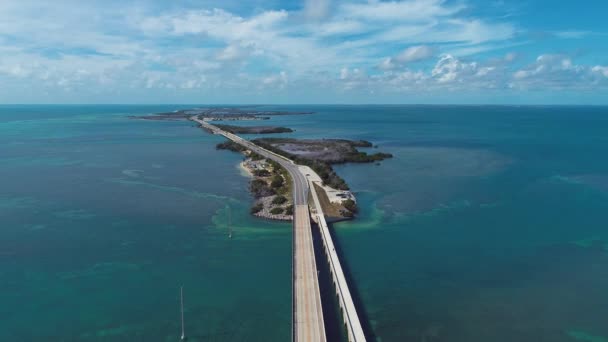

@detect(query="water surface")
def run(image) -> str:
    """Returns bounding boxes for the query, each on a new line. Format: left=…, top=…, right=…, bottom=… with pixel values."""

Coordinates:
left=1, top=105, right=608, bottom=341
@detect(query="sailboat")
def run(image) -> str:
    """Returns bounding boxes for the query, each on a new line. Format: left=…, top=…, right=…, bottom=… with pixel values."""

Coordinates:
left=180, top=286, right=186, bottom=341
left=228, top=205, right=233, bottom=239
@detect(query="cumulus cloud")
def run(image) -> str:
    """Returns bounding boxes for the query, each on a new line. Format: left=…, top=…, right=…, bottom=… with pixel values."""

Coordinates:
left=511, top=54, right=608, bottom=89
left=0, top=0, right=605, bottom=103
left=432, top=55, right=474, bottom=83
left=338, top=67, right=368, bottom=90
left=592, top=66, right=608, bottom=78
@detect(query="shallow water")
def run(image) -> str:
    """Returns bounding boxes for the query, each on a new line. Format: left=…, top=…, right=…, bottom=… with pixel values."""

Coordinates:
left=1, top=105, right=608, bottom=341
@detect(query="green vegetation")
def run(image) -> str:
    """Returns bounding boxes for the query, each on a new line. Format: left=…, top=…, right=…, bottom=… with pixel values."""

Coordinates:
left=250, top=179, right=275, bottom=198
left=270, top=207, right=284, bottom=215
left=249, top=152, right=265, bottom=161
left=266, top=159, right=281, bottom=171
left=250, top=203, right=264, bottom=214
left=285, top=205, right=294, bottom=216
left=345, top=151, right=393, bottom=162
left=342, top=199, right=358, bottom=213
left=305, top=159, right=349, bottom=190
left=252, top=138, right=391, bottom=163
left=253, top=169, right=271, bottom=177
left=252, top=140, right=348, bottom=189
left=215, top=124, right=294, bottom=134
left=342, top=210, right=354, bottom=218
left=272, top=195, right=288, bottom=205
left=252, top=138, right=392, bottom=190
left=276, top=167, right=293, bottom=196
left=216, top=140, right=246, bottom=152
left=270, top=174, right=284, bottom=188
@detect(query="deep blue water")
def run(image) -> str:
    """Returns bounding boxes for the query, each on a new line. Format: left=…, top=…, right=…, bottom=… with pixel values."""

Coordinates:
left=1, top=105, right=608, bottom=341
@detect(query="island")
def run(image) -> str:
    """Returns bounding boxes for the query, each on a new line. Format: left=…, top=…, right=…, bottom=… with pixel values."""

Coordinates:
left=213, top=124, right=294, bottom=134
left=217, top=134, right=393, bottom=220
left=130, top=107, right=312, bottom=121
left=252, top=138, right=393, bottom=190
left=136, top=107, right=393, bottom=221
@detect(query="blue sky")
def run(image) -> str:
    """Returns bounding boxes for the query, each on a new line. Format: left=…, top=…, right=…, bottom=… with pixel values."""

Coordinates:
left=0, top=0, right=607, bottom=104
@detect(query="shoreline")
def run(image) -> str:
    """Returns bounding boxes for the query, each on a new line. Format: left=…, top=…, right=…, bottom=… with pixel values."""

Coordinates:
left=193, top=114, right=389, bottom=221
left=215, top=138, right=361, bottom=221
left=238, top=161, right=254, bottom=178
left=240, top=156, right=294, bottom=221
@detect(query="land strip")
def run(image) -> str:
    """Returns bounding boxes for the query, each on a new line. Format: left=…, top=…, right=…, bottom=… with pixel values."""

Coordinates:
left=214, top=124, right=293, bottom=134
left=130, top=107, right=313, bottom=121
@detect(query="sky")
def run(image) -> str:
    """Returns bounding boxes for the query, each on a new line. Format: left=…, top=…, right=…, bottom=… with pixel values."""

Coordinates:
left=0, top=0, right=607, bottom=104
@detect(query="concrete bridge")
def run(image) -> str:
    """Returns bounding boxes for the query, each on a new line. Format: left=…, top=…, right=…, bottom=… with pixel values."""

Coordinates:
left=192, top=117, right=366, bottom=342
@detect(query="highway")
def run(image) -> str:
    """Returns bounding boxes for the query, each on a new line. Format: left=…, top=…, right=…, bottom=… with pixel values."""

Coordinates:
left=192, top=117, right=327, bottom=342
left=309, top=183, right=367, bottom=341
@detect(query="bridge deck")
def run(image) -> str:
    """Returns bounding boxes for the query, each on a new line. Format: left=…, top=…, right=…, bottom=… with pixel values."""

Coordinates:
left=293, top=205, right=327, bottom=342
left=192, top=117, right=347, bottom=341
left=309, top=182, right=367, bottom=341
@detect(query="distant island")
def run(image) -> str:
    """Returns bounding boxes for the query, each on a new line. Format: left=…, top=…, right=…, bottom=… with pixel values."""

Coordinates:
left=213, top=124, right=294, bottom=134
left=130, top=107, right=313, bottom=121
left=137, top=107, right=393, bottom=221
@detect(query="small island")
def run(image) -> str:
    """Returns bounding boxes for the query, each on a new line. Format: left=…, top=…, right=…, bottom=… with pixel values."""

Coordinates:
left=214, top=124, right=294, bottom=134
left=217, top=136, right=393, bottom=220
left=136, top=107, right=393, bottom=221
left=252, top=138, right=393, bottom=190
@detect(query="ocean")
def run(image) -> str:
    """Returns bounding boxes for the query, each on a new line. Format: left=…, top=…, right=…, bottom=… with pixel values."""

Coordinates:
left=1, top=105, right=607, bottom=341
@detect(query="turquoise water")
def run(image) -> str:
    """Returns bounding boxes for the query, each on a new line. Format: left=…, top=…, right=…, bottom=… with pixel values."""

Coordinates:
left=1, top=105, right=608, bottom=341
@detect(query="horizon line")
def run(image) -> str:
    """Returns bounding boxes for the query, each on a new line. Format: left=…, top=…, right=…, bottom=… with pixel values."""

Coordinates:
left=1, top=103, right=608, bottom=107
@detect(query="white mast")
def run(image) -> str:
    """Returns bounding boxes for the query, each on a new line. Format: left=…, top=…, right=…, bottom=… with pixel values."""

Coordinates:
left=228, top=206, right=233, bottom=239
left=180, top=286, right=186, bottom=340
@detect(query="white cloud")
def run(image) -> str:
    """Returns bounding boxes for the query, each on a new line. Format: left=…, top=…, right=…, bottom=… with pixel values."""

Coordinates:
left=592, top=66, right=608, bottom=78
left=303, top=0, right=331, bottom=20
left=216, top=45, right=247, bottom=61
left=0, top=0, right=605, bottom=103
left=432, top=54, right=478, bottom=83
left=372, top=18, right=516, bottom=49
left=338, top=67, right=368, bottom=90
left=395, top=45, right=435, bottom=63
left=378, top=45, right=435, bottom=70
left=511, top=54, right=608, bottom=90
left=140, top=9, right=288, bottom=39
left=262, top=71, right=288, bottom=88
left=317, top=20, right=364, bottom=36
left=0, top=64, right=31, bottom=78
left=341, top=0, right=464, bottom=21
left=180, top=77, right=207, bottom=89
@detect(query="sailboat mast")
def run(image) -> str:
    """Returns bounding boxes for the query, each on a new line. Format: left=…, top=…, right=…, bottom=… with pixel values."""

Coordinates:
left=228, top=205, right=233, bottom=239
left=180, top=286, right=185, bottom=340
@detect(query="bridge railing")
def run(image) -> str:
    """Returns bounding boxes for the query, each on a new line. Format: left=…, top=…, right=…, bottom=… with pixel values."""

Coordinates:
left=309, top=181, right=367, bottom=342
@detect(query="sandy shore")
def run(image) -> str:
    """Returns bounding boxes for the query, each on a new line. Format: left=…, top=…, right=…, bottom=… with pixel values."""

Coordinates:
left=238, top=161, right=254, bottom=178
